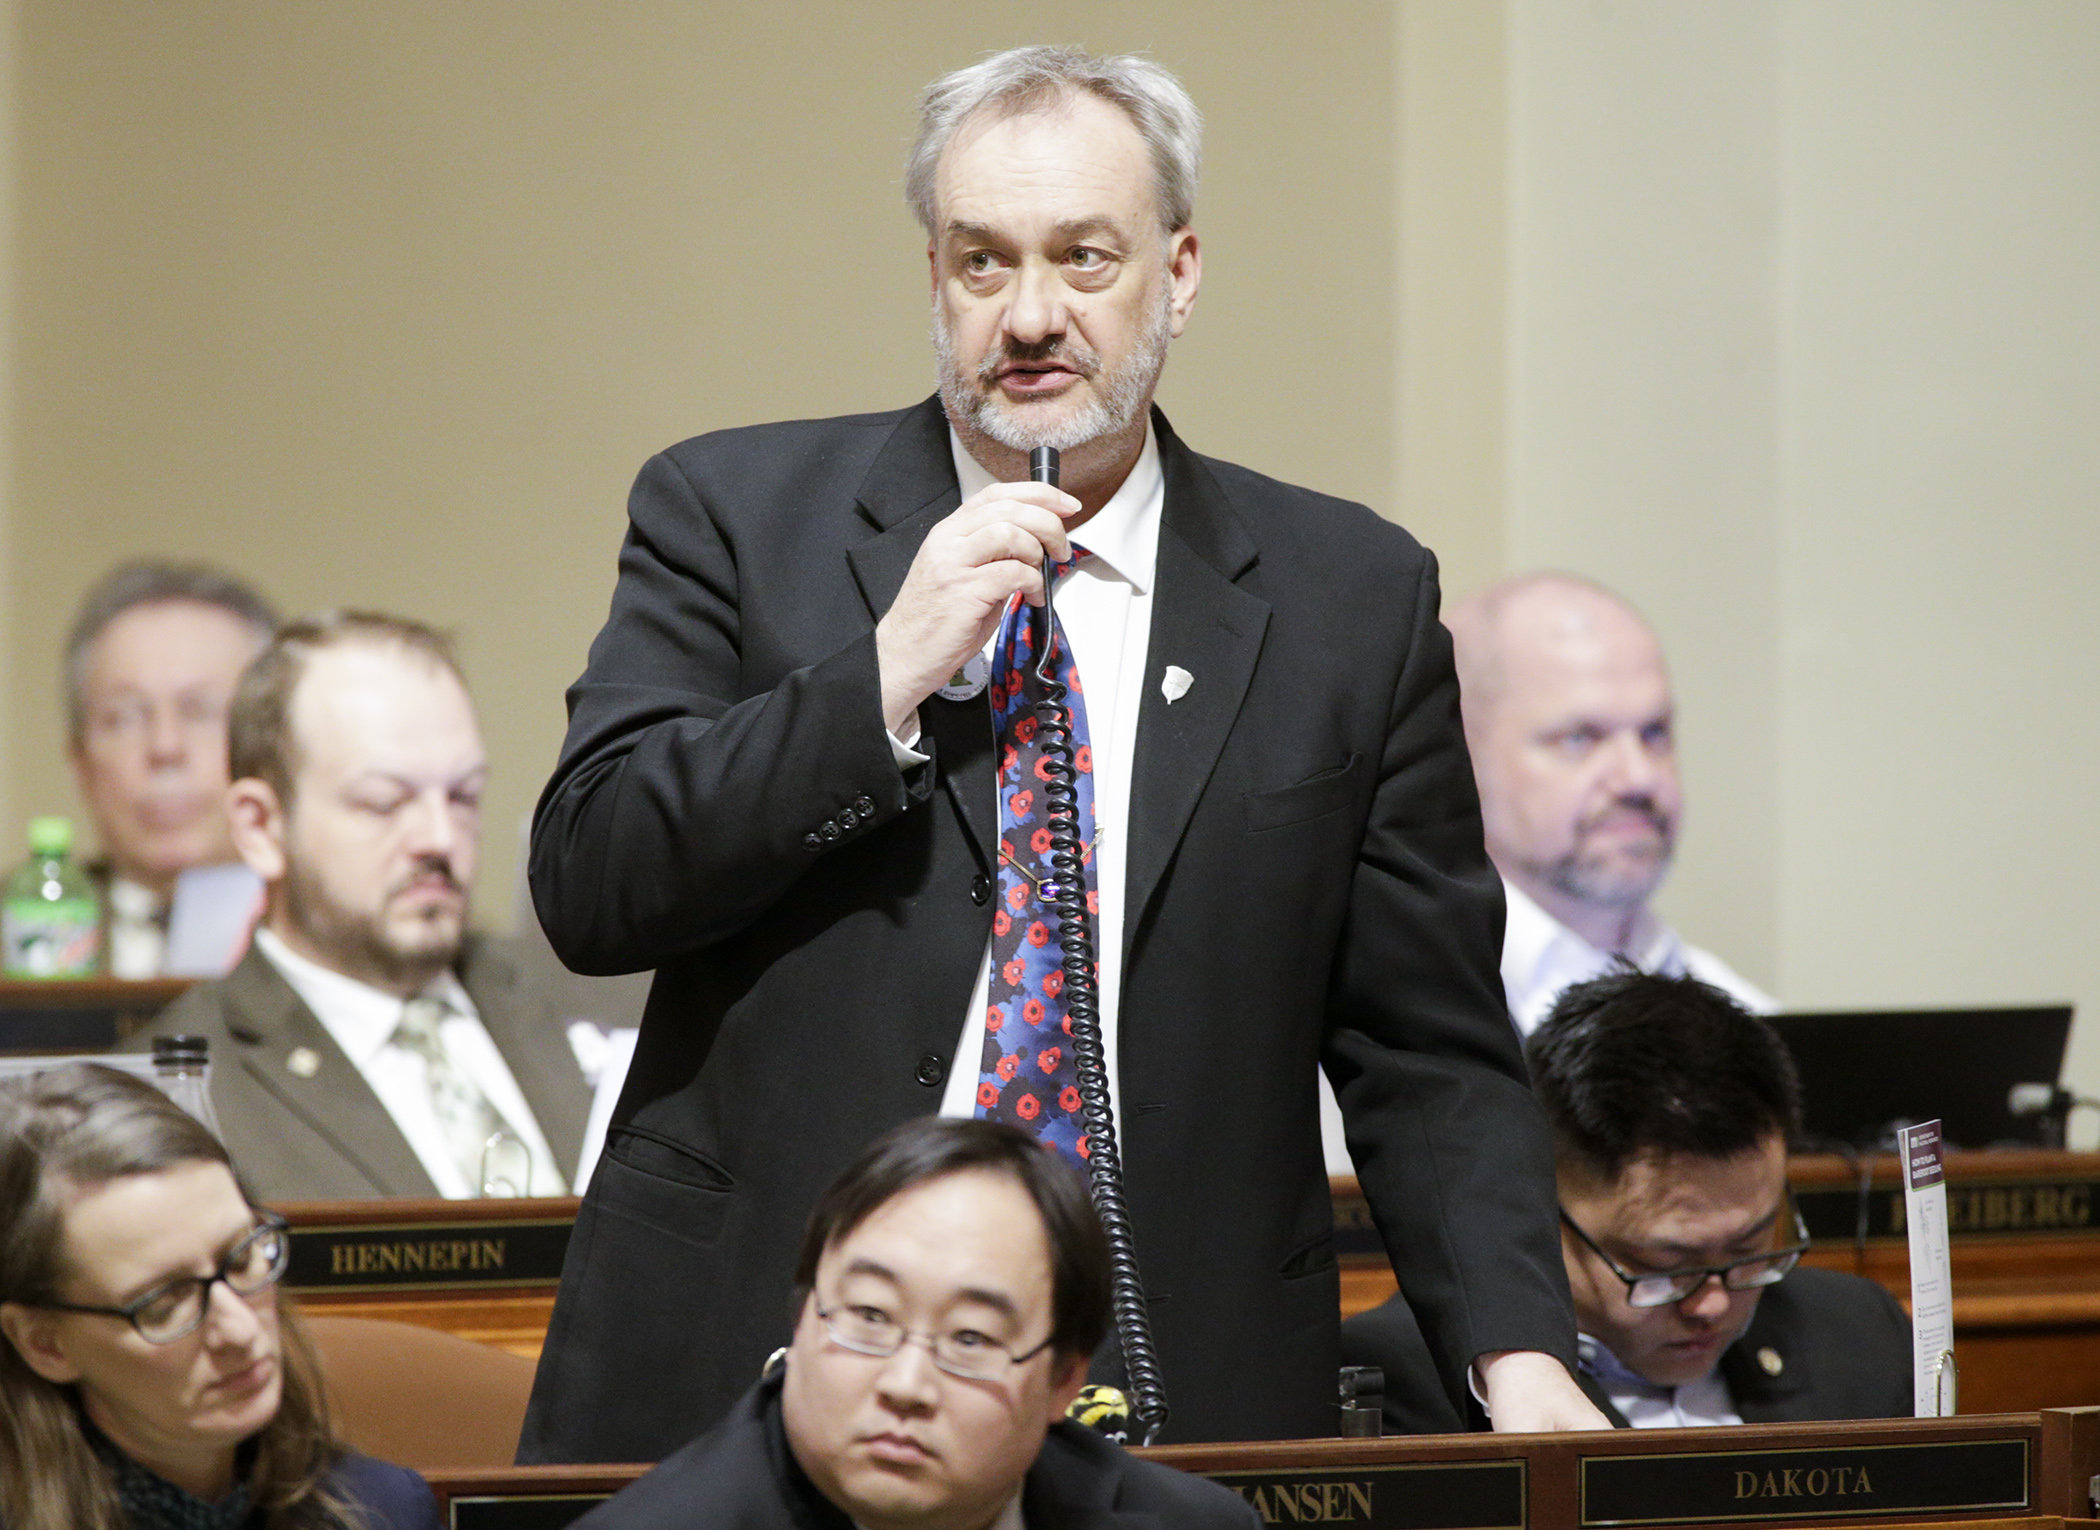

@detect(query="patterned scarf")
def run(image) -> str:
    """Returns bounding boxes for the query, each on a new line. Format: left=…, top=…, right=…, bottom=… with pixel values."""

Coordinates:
left=87, top=1421, right=258, bottom=1530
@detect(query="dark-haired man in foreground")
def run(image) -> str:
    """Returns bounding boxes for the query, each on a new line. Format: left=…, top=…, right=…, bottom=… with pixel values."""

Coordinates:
left=573, top=1117, right=1255, bottom=1529
left=1345, top=971, right=1910, bottom=1429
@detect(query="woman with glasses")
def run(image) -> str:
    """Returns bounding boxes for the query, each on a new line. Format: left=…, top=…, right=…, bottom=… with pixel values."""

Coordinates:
left=0, top=1062, right=439, bottom=1530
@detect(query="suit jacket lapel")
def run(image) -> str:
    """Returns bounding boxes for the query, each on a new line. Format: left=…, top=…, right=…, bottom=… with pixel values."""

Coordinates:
left=220, top=949, right=437, bottom=1197
left=843, top=396, right=995, bottom=870
left=1123, top=417, right=1269, bottom=957
left=1023, top=1426, right=1167, bottom=1529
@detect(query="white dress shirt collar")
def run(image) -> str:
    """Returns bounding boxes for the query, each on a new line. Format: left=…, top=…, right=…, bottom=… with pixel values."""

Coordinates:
left=253, top=926, right=476, bottom=1063
left=948, top=423, right=1162, bottom=595
left=1577, top=1331, right=1742, bottom=1429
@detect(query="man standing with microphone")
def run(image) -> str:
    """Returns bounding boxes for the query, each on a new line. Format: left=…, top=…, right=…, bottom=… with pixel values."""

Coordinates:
left=522, top=45, right=1602, bottom=1460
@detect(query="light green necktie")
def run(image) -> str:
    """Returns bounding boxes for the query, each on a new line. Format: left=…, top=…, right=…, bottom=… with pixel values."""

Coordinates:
left=391, top=995, right=523, bottom=1195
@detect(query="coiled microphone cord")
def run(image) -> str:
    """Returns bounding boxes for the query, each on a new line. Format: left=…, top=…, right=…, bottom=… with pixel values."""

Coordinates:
left=1028, top=444, right=1170, bottom=1446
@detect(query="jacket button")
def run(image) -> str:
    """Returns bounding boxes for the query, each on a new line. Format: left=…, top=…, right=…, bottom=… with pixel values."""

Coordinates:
left=803, top=832, right=821, bottom=853
left=915, top=1055, right=946, bottom=1087
left=970, top=875, right=991, bottom=906
left=855, top=795, right=875, bottom=816
left=838, top=807, right=859, bottom=830
left=820, top=820, right=841, bottom=842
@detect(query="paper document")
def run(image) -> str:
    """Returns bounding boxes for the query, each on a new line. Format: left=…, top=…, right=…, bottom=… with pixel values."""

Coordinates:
left=1899, top=1119, right=1956, bottom=1415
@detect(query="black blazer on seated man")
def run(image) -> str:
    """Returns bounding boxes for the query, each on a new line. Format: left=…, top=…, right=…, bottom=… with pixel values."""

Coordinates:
left=1342, top=1268, right=1912, bottom=1432
left=126, top=937, right=591, bottom=1202
left=569, top=1371, right=1259, bottom=1530
left=521, top=396, right=1575, bottom=1458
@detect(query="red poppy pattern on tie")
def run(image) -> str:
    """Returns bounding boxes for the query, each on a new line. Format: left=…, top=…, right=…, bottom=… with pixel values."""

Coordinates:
left=974, top=564, right=1096, bottom=1169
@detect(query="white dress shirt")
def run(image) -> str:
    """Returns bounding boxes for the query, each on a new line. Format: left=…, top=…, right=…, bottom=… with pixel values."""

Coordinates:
left=927, top=425, right=1163, bottom=1130
left=253, top=927, right=568, bottom=1196
left=105, top=876, right=168, bottom=980
left=1317, top=876, right=1779, bottom=1174
left=1501, top=880, right=1777, bottom=1038
left=1578, top=1331, right=1743, bottom=1428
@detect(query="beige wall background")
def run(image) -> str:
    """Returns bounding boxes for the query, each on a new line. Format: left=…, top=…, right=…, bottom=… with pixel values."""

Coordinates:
left=1503, top=0, right=2100, bottom=1117
left=4, top=0, right=1399, bottom=929
left=3, top=4, right=2095, bottom=1104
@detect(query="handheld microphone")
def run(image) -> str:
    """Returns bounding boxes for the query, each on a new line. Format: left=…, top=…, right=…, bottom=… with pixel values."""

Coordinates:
left=1030, top=446, right=1060, bottom=662
left=1024, top=443, right=1170, bottom=1444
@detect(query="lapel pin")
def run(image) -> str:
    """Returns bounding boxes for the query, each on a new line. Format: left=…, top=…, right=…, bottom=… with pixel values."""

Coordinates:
left=286, top=1046, right=322, bottom=1079
left=1161, top=665, right=1193, bottom=704
left=938, top=651, right=990, bottom=702
left=1757, top=1346, right=1784, bottom=1376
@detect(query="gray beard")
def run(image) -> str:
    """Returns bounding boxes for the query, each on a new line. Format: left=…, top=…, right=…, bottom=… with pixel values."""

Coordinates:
left=1537, top=840, right=1674, bottom=914
left=933, top=287, right=1173, bottom=453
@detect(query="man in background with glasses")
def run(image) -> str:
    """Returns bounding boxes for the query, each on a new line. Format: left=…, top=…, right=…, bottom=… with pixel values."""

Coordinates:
left=572, top=1116, right=1254, bottom=1529
left=64, top=561, right=278, bottom=977
left=1345, top=970, right=1909, bottom=1429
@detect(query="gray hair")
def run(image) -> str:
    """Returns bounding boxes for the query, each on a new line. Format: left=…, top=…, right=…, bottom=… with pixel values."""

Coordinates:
left=65, top=561, right=278, bottom=744
left=906, top=45, right=1202, bottom=236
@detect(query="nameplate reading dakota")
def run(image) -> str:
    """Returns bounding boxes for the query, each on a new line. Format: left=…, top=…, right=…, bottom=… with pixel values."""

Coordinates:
left=1579, top=1439, right=2027, bottom=1526
left=1208, top=1459, right=1524, bottom=1529
left=284, top=1218, right=573, bottom=1292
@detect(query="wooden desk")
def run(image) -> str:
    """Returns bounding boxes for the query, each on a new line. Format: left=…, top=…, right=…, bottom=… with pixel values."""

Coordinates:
left=424, top=1408, right=2100, bottom=1530
left=1336, top=1154, right=2100, bottom=1413
left=0, top=976, right=191, bottom=1049
left=286, top=1151, right=2100, bottom=1408
left=278, top=1197, right=569, bottom=1360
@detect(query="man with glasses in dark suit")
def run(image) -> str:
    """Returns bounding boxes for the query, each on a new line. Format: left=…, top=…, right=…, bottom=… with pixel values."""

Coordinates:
left=569, top=1117, right=1255, bottom=1529
left=1345, top=970, right=1911, bottom=1429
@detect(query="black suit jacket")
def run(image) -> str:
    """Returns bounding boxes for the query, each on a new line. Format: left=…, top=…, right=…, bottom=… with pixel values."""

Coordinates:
left=127, top=936, right=591, bottom=1202
left=1343, top=1268, right=1912, bottom=1433
left=521, top=398, right=1574, bottom=1457
left=570, top=1373, right=1258, bottom=1530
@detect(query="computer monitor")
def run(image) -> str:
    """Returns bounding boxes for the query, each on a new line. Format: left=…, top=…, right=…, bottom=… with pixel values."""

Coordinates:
left=1771, top=1005, right=2073, bottom=1150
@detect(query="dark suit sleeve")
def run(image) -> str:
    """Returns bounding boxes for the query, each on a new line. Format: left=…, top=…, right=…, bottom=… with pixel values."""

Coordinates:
left=530, top=448, right=927, bottom=975
left=325, top=1453, right=441, bottom=1530
left=1322, top=552, right=1578, bottom=1397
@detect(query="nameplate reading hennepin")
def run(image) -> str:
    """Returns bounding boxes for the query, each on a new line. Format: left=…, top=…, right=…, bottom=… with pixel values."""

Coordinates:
left=283, top=1218, right=572, bottom=1292
left=1579, top=1439, right=2027, bottom=1527
left=1209, top=1459, right=1524, bottom=1529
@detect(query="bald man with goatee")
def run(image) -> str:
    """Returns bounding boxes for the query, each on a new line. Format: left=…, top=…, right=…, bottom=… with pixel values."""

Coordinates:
left=1446, top=574, right=1774, bottom=1036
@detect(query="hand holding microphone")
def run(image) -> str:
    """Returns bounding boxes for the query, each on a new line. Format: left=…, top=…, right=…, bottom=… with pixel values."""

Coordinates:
left=873, top=454, right=1080, bottom=736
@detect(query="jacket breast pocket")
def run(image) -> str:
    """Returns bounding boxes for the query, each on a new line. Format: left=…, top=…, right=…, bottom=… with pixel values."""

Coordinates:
left=592, top=1126, right=736, bottom=1249
left=1243, top=754, right=1364, bottom=834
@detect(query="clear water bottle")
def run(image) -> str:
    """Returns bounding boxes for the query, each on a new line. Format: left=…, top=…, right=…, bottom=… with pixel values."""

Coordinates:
left=152, top=1034, right=223, bottom=1137
left=2, top=816, right=101, bottom=978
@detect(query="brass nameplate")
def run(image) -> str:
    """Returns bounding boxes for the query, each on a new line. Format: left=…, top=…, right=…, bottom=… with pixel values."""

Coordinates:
left=1798, top=1178, right=2100, bottom=1242
left=284, top=1217, right=571, bottom=1293
left=1209, top=1459, right=1525, bottom=1529
left=1579, top=1438, right=2028, bottom=1526
left=449, top=1491, right=608, bottom=1530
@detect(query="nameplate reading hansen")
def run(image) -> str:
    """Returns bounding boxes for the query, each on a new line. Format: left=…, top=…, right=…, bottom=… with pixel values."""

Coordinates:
left=1208, top=1459, right=1524, bottom=1529
left=1578, top=1438, right=2027, bottom=1527
left=283, top=1216, right=572, bottom=1292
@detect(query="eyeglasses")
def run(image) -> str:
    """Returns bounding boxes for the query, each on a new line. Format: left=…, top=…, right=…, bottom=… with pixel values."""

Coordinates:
left=37, top=1216, right=290, bottom=1343
left=815, top=1302, right=1054, bottom=1382
left=1561, top=1196, right=1810, bottom=1309
left=83, top=694, right=229, bottom=751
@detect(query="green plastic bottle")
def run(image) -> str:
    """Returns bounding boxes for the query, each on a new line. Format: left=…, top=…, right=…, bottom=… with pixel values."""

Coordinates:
left=3, top=816, right=102, bottom=978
